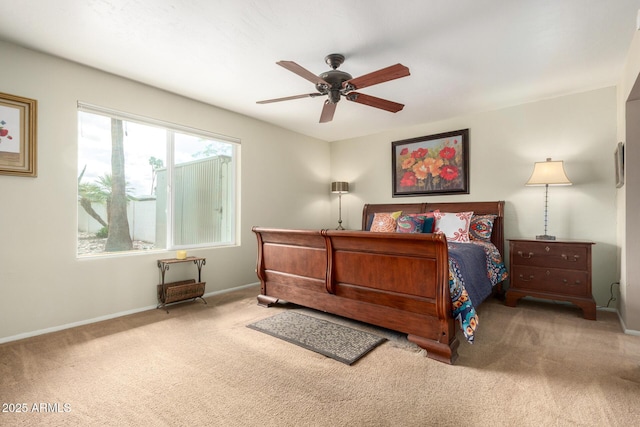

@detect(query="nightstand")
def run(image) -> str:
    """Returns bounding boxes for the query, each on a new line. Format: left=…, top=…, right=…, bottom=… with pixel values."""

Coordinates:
left=505, top=239, right=596, bottom=320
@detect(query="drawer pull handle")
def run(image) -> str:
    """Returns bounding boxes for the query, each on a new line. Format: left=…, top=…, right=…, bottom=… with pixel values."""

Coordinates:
left=561, top=254, right=580, bottom=262
left=562, top=279, right=582, bottom=286
left=518, top=251, right=534, bottom=259
left=519, top=274, right=534, bottom=282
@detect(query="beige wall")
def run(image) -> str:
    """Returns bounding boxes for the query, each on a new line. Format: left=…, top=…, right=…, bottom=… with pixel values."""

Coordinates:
left=618, top=28, right=640, bottom=332
left=0, top=37, right=633, bottom=342
left=623, top=101, right=640, bottom=330
left=0, top=40, right=331, bottom=341
left=331, top=87, right=619, bottom=309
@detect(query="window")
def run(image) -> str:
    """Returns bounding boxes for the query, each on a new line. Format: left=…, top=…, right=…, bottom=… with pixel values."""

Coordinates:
left=77, top=103, right=239, bottom=257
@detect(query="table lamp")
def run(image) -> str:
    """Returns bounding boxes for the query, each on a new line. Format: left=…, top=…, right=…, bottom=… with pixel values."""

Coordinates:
left=331, top=181, right=349, bottom=230
left=525, top=158, right=572, bottom=240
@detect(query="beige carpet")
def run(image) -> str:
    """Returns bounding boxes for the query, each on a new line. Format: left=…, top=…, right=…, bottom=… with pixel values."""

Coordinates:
left=1, top=285, right=639, bottom=426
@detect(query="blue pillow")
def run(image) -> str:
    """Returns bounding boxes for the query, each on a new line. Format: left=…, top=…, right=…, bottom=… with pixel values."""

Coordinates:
left=421, top=217, right=435, bottom=233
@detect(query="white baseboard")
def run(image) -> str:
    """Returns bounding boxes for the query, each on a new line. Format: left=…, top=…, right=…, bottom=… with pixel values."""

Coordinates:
left=0, top=282, right=260, bottom=345
left=595, top=306, right=640, bottom=335
left=5, top=283, right=638, bottom=343
left=615, top=310, right=640, bottom=336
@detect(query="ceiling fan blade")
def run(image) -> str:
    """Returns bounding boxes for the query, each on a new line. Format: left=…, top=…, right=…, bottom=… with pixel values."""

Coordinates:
left=256, top=93, right=322, bottom=104
left=343, top=63, right=410, bottom=90
left=277, top=60, right=329, bottom=86
left=346, top=92, right=404, bottom=113
left=319, top=100, right=337, bottom=123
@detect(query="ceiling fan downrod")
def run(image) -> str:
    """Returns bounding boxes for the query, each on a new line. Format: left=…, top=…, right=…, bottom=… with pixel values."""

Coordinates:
left=317, top=54, right=353, bottom=102
left=325, top=53, right=345, bottom=69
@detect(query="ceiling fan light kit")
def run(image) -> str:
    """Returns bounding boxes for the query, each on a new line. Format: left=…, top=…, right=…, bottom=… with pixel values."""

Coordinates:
left=257, top=53, right=410, bottom=123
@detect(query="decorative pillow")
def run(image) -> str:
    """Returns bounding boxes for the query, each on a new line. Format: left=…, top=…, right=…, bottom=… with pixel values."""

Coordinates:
left=365, top=214, right=375, bottom=231
left=408, top=211, right=439, bottom=233
left=434, top=211, right=474, bottom=242
left=370, top=211, right=402, bottom=232
left=421, top=217, right=435, bottom=233
left=396, top=215, right=425, bottom=233
left=469, top=214, right=496, bottom=241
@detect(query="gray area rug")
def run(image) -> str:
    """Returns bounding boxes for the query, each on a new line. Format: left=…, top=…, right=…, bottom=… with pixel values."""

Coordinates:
left=248, top=311, right=387, bottom=365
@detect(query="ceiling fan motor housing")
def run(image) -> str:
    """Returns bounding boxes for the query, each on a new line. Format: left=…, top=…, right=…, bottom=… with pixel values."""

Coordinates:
left=316, top=69, right=353, bottom=103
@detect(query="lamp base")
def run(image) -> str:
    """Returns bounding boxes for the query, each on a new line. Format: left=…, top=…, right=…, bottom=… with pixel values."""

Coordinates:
left=536, top=234, right=556, bottom=240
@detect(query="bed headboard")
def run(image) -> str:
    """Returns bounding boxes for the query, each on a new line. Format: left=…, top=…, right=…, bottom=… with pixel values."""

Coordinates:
left=361, top=201, right=505, bottom=257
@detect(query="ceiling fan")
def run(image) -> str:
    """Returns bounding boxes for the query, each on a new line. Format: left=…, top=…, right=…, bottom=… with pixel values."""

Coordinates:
left=257, top=54, right=410, bottom=123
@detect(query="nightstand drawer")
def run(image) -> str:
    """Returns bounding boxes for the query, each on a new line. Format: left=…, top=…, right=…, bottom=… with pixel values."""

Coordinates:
left=511, top=242, right=588, bottom=271
left=511, top=265, right=589, bottom=297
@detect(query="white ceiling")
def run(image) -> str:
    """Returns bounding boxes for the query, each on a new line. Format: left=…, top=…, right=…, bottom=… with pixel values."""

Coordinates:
left=1, top=0, right=640, bottom=142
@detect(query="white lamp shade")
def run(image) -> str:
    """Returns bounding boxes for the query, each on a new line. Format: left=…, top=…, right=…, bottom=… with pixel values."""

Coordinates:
left=331, top=181, right=349, bottom=193
left=525, top=158, right=572, bottom=186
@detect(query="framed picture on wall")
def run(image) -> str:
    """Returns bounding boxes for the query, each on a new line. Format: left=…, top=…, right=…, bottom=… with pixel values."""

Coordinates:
left=391, top=129, right=469, bottom=197
left=615, top=141, right=624, bottom=188
left=0, top=92, right=37, bottom=177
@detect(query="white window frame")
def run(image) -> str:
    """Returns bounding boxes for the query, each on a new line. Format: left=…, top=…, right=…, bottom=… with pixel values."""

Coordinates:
left=77, top=102, right=240, bottom=255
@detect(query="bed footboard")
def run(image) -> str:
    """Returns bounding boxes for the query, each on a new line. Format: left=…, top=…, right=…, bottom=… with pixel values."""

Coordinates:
left=252, top=227, right=459, bottom=364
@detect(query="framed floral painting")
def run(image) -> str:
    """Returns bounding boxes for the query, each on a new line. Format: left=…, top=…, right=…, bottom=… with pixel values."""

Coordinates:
left=392, top=129, right=469, bottom=197
left=0, top=92, right=37, bottom=177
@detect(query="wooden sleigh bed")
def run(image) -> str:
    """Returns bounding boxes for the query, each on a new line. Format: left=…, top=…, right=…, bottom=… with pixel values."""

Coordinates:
left=252, top=201, right=506, bottom=364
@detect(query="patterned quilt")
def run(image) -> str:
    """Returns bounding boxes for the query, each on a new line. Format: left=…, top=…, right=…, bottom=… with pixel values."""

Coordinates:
left=448, top=241, right=508, bottom=343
